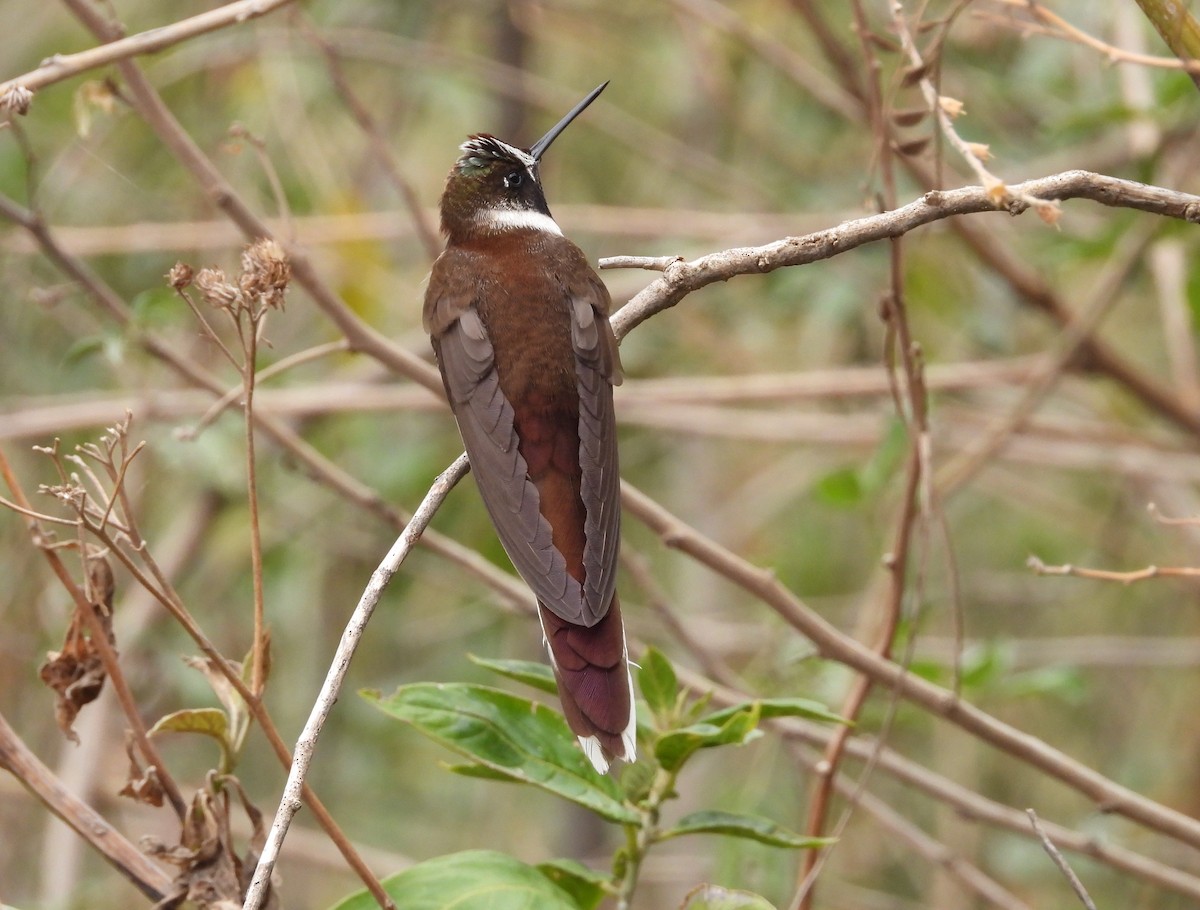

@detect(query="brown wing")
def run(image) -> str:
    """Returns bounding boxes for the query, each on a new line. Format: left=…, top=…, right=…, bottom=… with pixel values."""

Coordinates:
left=567, top=270, right=623, bottom=622
left=425, top=248, right=611, bottom=626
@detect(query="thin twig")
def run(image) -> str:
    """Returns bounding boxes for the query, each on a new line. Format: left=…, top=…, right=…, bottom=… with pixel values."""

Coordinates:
left=989, top=0, right=1200, bottom=75
left=760, top=3, right=1200, bottom=446
left=892, top=1, right=1059, bottom=219
left=181, top=339, right=351, bottom=438
left=1027, top=555, right=1200, bottom=585
left=297, top=13, right=440, bottom=260
left=0, top=709, right=174, bottom=900
left=606, top=170, right=1200, bottom=341
left=243, top=454, right=470, bottom=910
left=0, top=446, right=189, bottom=819
left=934, top=215, right=1161, bottom=494
left=796, top=2, right=916, bottom=901
left=242, top=316, right=268, bottom=697
left=620, top=479, right=1200, bottom=850
left=0, top=185, right=399, bottom=906
left=670, top=664, right=1200, bottom=902
left=1027, top=808, right=1099, bottom=910
left=0, top=0, right=299, bottom=105
left=60, top=0, right=444, bottom=400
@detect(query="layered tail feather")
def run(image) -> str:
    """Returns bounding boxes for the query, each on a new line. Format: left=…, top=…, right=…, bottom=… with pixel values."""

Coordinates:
left=538, top=594, right=636, bottom=773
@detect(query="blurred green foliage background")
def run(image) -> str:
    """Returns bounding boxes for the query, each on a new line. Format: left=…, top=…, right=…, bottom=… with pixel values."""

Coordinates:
left=3, top=1, right=1200, bottom=908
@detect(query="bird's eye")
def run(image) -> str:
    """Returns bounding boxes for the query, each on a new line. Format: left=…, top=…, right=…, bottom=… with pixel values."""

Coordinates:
left=503, top=172, right=524, bottom=189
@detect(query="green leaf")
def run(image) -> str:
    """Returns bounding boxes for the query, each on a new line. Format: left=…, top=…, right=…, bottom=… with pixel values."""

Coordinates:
left=149, top=706, right=228, bottom=740
left=536, top=858, right=609, bottom=910
left=654, top=703, right=761, bottom=772
left=660, top=810, right=833, bottom=849
left=637, top=647, right=678, bottom=720
left=996, top=666, right=1087, bottom=704
left=700, top=697, right=845, bottom=727
left=364, top=683, right=638, bottom=824
left=62, top=336, right=107, bottom=365
left=182, top=655, right=251, bottom=762
left=468, top=654, right=559, bottom=694
left=813, top=419, right=908, bottom=507
left=811, top=466, right=862, bottom=506
left=130, top=286, right=178, bottom=328
left=681, top=884, right=777, bottom=909
left=148, top=707, right=231, bottom=772
left=959, top=642, right=1013, bottom=689
left=329, top=850, right=580, bottom=910
left=443, top=763, right=524, bottom=782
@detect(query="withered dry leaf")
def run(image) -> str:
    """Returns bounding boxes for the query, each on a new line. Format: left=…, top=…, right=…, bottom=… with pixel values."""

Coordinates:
left=39, top=555, right=116, bottom=742
left=119, top=734, right=165, bottom=807
left=143, top=775, right=274, bottom=909
left=897, top=136, right=932, bottom=157
left=891, top=107, right=928, bottom=128
left=901, top=62, right=931, bottom=87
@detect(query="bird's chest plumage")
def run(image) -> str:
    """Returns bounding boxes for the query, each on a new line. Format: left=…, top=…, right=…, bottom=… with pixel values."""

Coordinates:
left=474, top=238, right=580, bottom=412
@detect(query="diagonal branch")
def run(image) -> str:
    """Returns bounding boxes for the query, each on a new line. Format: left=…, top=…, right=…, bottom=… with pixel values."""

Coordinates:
left=2, top=0, right=299, bottom=107
left=619, top=479, right=1200, bottom=852
left=0, top=709, right=174, bottom=901
left=243, top=454, right=470, bottom=910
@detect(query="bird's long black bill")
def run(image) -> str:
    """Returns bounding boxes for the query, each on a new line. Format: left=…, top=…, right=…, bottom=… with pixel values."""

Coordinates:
left=529, top=81, right=608, bottom=161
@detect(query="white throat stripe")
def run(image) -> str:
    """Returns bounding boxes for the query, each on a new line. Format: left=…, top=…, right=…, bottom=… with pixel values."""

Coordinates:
left=479, top=209, right=563, bottom=236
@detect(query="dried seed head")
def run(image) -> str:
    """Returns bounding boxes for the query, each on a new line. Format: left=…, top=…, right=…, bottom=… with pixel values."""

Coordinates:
left=1, top=83, right=33, bottom=115
left=965, top=141, right=992, bottom=161
left=239, top=238, right=290, bottom=309
left=194, top=267, right=242, bottom=311
left=938, top=95, right=965, bottom=119
left=167, top=261, right=194, bottom=290
left=40, top=482, right=87, bottom=510
left=1035, top=200, right=1062, bottom=227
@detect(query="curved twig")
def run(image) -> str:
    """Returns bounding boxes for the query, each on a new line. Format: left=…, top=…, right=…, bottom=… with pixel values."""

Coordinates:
left=242, top=453, right=470, bottom=910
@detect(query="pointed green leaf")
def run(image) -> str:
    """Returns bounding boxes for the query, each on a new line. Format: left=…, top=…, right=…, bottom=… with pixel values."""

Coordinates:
left=149, top=707, right=228, bottom=741
left=149, top=707, right=231, bottom=772
left=637, top=647, right=678, bottom=720
left=468, top=654, right=559, bottom=694
left=443, top=763, right=525, bottom=782
left=812, top=466, right=862, bottom=506
left=661, top=810, right=833, bottom=849
left=63, top=336, right=107, bottom=365
left=681, top=884, right=777, bottom=909
left=364, top=683, right=638, bottom=824
left=701, top=697, right=845, bottom=728
left=654, top=703, right=761, bottom=772
left=536, top=858, right=609, bottom=910
left=182, top=654, right=252, bottom=760
left=329, top=850, right=580, bottom=910
left=130, top=286, right=178, bottom=329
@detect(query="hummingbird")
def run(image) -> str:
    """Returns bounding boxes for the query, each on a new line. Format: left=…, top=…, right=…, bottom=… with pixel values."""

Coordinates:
left=423, top=83, right=635, bottom=774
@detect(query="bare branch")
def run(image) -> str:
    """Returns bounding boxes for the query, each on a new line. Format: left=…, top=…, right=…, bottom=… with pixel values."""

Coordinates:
left=1027, top=808, right=1099, bottom=910
left=1028, top=555, right=1200, bottom=585
left=620, top=479, right=1200, bottom=850
left=0, top=0, right=299, bottom=107
left=606, top=170, right=1200, bottom=339
left=0, top=709, right=173, bottom=900
left=243, top=454, right=470, bottom=910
